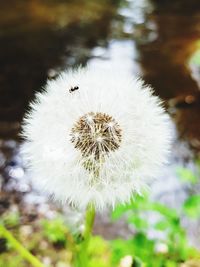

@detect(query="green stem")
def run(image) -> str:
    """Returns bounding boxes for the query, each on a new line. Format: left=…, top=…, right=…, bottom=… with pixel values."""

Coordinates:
left=83, top=204, right=95, bottom=244
left=75, top=204, right=96, bottom=267
left=0, top=224, right=45, bottom=267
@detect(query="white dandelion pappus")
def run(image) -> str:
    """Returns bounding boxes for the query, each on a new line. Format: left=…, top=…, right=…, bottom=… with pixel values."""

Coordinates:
left=21, top=67, right=171, bottom=210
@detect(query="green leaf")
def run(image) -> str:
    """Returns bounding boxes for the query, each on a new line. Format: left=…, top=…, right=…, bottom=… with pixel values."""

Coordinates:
left=183, top=195, right=200, bottom=218
left=155, top=220, right=170, bottom=231
left=128, top=216, right=149, bottom=229
left=111, top=239, right=132, bottom=264
left=150, top=203, right=178, bottom=220
left=132, top=256, right=144, bottom=267
left=165, top=260, right=177, bottom=267
left=112, top=194, right=150, bottom=221
left=88, top=236, right=112, bottom=267
left=176, top=167, right=197, bottom=184
left=111, top=204, right=130, bottom=220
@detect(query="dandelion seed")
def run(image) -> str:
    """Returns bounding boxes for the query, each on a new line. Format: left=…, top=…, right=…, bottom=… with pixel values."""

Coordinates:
left=21, top=67, right=172, bottom=210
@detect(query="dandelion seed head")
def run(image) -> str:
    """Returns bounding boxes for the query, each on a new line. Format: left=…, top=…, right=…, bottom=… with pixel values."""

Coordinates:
left=70, top=112, right=122, bottom=162
left=85, top=114, right=94, bottom=124
left=21, top=67, right=172, bottom=210
left=107, top=121, right=115, bottom=128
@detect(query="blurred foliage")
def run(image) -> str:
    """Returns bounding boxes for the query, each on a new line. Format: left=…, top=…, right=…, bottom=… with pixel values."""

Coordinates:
left=1, top=166, right=200, bottom=266
left=0, top=210, right=20, bottom=228
left=183, top=195, right=200, bottom=218
left=176, top=167, right=198, bottom=184
left=88, top=236, right=112, bottom=267
left=110, top=165, right=200, bottom=266
left=189, top=40, right=200, bottom=65
left=111, top=194, right=198, bottom=266
left=42, top=217, right=68, bottom=246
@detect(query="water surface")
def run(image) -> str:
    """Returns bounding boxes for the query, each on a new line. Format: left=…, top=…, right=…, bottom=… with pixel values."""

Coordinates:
left=1, top=0, right=200, bottom=244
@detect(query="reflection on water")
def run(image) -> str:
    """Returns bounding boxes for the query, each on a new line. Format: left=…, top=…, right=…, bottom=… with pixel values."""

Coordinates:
left=0, top=0, right=119, bottom=136
left=134, top=1, right=200, bottom=152
left=1, top=0, right=200, bottom=243
left=1, top=0, right=200, bottom=149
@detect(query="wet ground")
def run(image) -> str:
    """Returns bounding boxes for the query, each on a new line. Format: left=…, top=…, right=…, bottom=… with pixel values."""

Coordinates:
left=1, top=0, right=200, bottom=248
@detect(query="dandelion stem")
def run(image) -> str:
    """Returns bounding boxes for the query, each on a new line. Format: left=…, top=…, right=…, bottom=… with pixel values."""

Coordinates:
left=83, top=204, right=95, bottom=244
left=0, top=224, right=45, bottom=267
left=75, top=204, right=96, bottom=267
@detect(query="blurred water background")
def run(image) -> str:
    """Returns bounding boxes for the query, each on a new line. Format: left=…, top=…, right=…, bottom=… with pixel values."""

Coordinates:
left=1, top=0, right=200, bottom=257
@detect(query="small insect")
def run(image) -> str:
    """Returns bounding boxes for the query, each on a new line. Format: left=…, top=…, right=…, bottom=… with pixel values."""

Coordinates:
left=69, top=86, right=79, bottom=93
